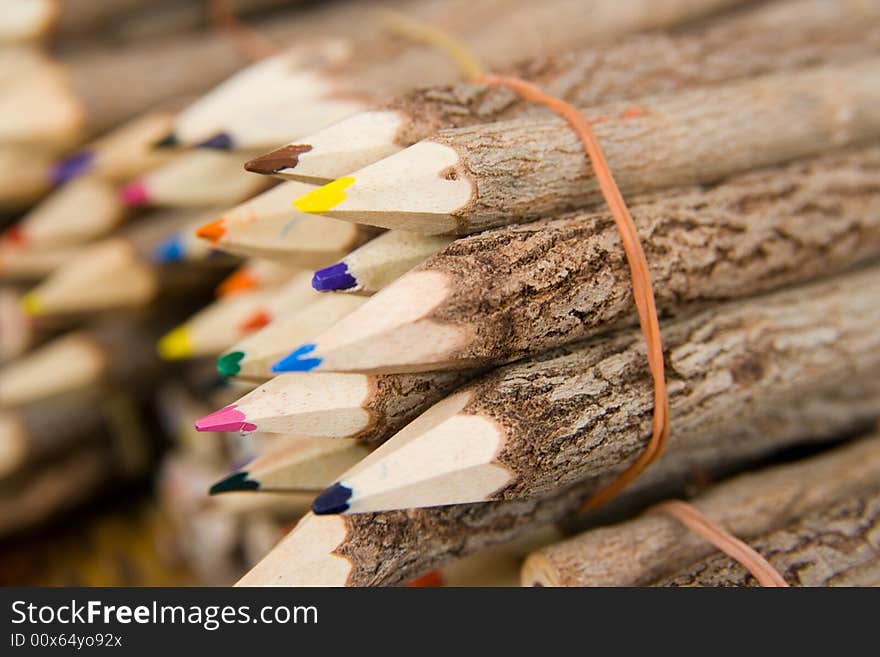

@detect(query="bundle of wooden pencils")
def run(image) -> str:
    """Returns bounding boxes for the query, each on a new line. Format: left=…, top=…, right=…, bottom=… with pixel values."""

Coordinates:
left=3, top=0, right=879, bottom=587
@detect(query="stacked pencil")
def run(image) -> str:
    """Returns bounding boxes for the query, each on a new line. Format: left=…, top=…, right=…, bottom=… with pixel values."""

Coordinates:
left=3, top=0, right=880, bottom=587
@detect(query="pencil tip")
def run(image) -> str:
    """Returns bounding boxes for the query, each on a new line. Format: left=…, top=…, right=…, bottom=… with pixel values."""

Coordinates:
left=216, top=269, right=257, bottom=297
left=210, top=471, right=260, bottom=495
left=311, top=482, right=352, bottom=515
left=216, top=351, right=244, bottom=377
left=194, top=405, right=257, bottom=433
left=195, top=218, right=226, bottom=244
left=239, top=310, right=271, bottom=332
left=154, top=133, right=179, bottom=149
left=51, top=151, right=94, bottom=186
left=197, top=132, right=234, bottom=150
left=271, top=344, right=321, bottom=373
left=157, top=326, right=192, bottom=360
left=19, top=292, right=42, bottom=317
left=153, top=233, right=184, bottom=263
left=293, top=177, right=355, bottom=214
left=244, top=144, right=313, bottom=175
left=119, top=180, right=150, bottom=206
left=312, top=262, right=356, bottom=291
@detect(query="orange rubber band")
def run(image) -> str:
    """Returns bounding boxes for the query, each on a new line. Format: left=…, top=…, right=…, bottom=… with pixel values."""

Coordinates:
left=650, top=501, right=790, bottom=587
left=477, top=74, right=670, bottom=512
left=208, top=0, right=278, bottom=61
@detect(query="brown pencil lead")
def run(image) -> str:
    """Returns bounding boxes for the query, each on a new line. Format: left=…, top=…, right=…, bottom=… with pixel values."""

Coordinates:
left=245, top=145, right=313, bottom=175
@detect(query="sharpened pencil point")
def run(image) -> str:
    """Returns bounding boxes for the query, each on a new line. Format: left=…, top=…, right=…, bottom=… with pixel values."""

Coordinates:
left=216, top=269, right=257, bottom=297
left=51, top=151, right=94, bottom=186
left=271, top=344, right=321, bottom=373
left=293, top=177, right=355, bottom=214
left=154, top=133, right=179, bottom=149
left=312, top=262, right=356, bottom=291
left=210, top=471, right=260, bottom=495
left=245, top=144, right=313, bottom=175
left=311, top=482, right=352, bottom=515
left=239, top=310, right=271, bottom=332
left=20, top=292, right=43, bottom=317
left=157, top=326, right=193, bottom=360
left=197, top=132, right=234, bottom=150
left=119, top=180, right=150, bottom=206
left=194, top=405, right=257, bottom=433
left=217, top=351, right=244, bottom=377
left=195, top=218, right=226, bottom=244
left=153, top=234, right=184, bottom=263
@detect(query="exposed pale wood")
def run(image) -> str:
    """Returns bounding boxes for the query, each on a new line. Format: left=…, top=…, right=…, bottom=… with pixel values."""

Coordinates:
left=225, top=436, right=373, bottom=492
left=135, top=150, right=273, bottom=208
left=79, top=110, right=178, bottom=183
left=208, top=181, right=379, bottom=265
left=16, top=176, right=125, bottom=247
left=317, top=60, right=880, bottom=234
left=328, top=231, right=453, bottom=295
left=301, top=146, right=880, bottom=373
left=219, top=368, right=477, bottom=442
left=280, top=0, right=880, bottom=183
left=226, top=295, right=367, bottom=379
left=25, top=208, right=225, bottom=315
left=329, top=267, right=880, bottom=511
left=522, top=436, right=880, bottom=587
left=164, top=289, right=281, bottom=359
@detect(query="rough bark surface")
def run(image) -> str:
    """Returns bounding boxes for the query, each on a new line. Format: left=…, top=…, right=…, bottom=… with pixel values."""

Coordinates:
left=423, top=146, right=880, bottom=364
left=523, top=435, right=880, bottom=586
left=466, top=268, right=880, bottom=499
left=390, top=0, right=880, bottom=147
left=433, top=61, right=880, bottom=234
left=357, top=368, right=482, bottom=444
left=654, top=486, right=880, bottom=586
left=337, top=416, right=880, bottom=586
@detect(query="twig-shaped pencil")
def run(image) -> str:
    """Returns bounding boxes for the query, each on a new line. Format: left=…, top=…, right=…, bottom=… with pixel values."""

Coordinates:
left=653, top=485, right=880, bottom=587
left=255, top=0, right=880, bottom=183
left=178, top=0, right=746, bottom=149
left=5, top=176, right=126, bottom=248
left=272, top=146, right=880, bottom=373
left=312, top=231, right=453, bottom=294
left=216, top=294, right=367, bottom=380
left=522, top=435, right=880, bottom=586
left=209, top=436, right=372, bottom=494
left=158, top=288, right=284, bottom=360
left=120, top=150, right=273, bottom=208
left=21, top=209, right=229, bottom=317
left=194, top=181, right=378, bottom=266
left=293, top=60, right=880, bottom=235
left=195, top=368, right=479, bottom=443
left=309, top=267, right=880, bottom=514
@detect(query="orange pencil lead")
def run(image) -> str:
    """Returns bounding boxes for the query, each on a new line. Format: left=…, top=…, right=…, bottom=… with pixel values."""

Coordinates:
left=216, top=268, right=259, bottom=297
left=238, top=310, right=272, bottom=332
left=195, top=218, right=227, bottom=244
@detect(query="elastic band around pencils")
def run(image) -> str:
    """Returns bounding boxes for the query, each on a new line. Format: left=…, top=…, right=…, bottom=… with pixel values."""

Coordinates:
left=649, top=501, right=789, bottom=587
